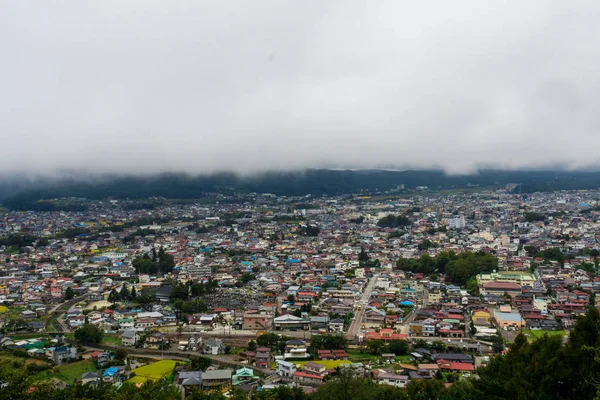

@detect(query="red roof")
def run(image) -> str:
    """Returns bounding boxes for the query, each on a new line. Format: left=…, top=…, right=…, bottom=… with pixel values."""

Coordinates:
left=437, top=360, right=474, bottom=371
left=293, top=371, right=324, bottom=380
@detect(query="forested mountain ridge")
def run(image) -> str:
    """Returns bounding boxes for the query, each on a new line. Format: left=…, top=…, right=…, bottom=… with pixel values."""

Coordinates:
left=3, top=169, right=600, bottom=210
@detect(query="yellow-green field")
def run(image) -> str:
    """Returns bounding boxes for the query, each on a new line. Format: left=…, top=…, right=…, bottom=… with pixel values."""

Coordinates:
left=128, top=360, right=178, bottom=383
left=524, top=329, right=567, bottom=342
left=294, top=360, right=352, bottom=369
left=0, top=305, right=8, bottom=313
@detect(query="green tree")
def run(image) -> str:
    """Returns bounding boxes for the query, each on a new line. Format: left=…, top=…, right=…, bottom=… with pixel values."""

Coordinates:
left=247, top=340, right=257, bottom=351
left=359, top=246, right=370, bottom=262
left=190, top=356, right=212, bottom=371
left=64, top=286, right=75, bottom=300
left=114, top=348, right=128, bottom=361
left=120, top=284, right=130, bottom=301
left=466, top=276, right=479, bottom=295
left=492, top=334, right=504, bottom=353
left=108, top=289, right=119, bottom=303
left=387, top=340, right=409, bottom=355
left=366, top=340, right=385, bottom=355
left=74, top=323, right=104, bottom=344
left=377, top=214, right=411, bottom=228
left=171, top=283, right=189, bottom=300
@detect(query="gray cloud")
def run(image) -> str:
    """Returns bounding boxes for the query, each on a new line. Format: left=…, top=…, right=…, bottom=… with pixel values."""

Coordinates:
left=2, top=1, right=600, bottom=176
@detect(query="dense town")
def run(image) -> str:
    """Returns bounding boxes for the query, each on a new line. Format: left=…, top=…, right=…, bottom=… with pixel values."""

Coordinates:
left=1, top=187, right=600, bottom=398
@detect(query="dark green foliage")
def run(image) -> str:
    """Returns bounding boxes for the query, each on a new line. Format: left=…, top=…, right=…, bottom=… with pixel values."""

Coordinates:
left=491, top=334, right=504, bottom=353
left=190, top=355, right=212, bottom=371
left=377, top=214, right=411, bottom=228
left=301, top=225, right=320, bottom=236
left=64, top=286, right=75, bottom=300
left=132, top=247, right=175, bottom=275
left=359, top=246, right=370, bottom=262
left=173, top=299, right=208, bottom=314
left=108, top=289, right=119, bottom=303
left=120, top=284, right=130, bottom=301
left=417, top=239, right=437, bottom=251
left=8, top=170, right=600, bottom=208
left=387, top=339, right=409, bottom=355
left=171, top=283, right=189, bottom=300
left=240, top=272, right=256, bottom=283
left=396, top=251, right=497, bottom=285
left=114, top=348, right=128, bottom=361
left=0, top=234, right=37, bottom=248
left=74, top=323, right=104, bottom=344
left=57, top=227, right=91, bottom=239
left=406, top=379, right=445, bottom=400
left=445, top=252, right=497, bottom=286
left=524, top=212, right=546, bottom=222
left=311, top=370, right=409, bottom=400
left=540, top=247, right=566, bottom=263
left=310, top=334, right=347, bottom=351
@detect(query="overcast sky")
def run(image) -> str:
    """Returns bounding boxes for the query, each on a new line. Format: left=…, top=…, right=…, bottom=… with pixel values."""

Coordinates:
left=1, top=1, right=600, bottom=176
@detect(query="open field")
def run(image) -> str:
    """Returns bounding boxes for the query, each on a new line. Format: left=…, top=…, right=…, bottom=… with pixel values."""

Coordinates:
left=128, top=360, right=178, bottom=383
left=347, top=350, right=378, bottom=362
left=523, top=329, right=567, bottom=341
left=9, top=333, right=48, bottom=340
left=102, top=335, right=122, bottom=346
left=0, top=353, right=51, bottom=372
left=128, top=376, right=149, bottom=384
left=28, top=359, right=97, bottom=383
left=0, top=305, right=8, bottom=313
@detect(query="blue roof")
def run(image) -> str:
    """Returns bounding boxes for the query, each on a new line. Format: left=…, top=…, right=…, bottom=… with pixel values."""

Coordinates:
left=286, top=259, right=301, bottom=263
left=103, top=367, right=119, bottom=377
left=399, top=301, right=415, bottom=306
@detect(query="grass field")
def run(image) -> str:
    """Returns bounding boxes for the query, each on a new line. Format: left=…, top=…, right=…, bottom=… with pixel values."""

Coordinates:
left=102, top=335, right=122, bottom=346
left=127, top=375, right=149, bottom=384
left=0, top=305, right=8, bottom=313
left=524, top=329, right=567, bottom=340
left=294, top=360, right=352, bottom=369
left=347, top=350, right=378, bottom=362
left=129, top=360, right=178, bottom=383
left=53, top=360, right=98, bottom=383
left=0, top=353, right=51, bottom=372
left=31, top=359, right=97, bottom=383
left=9, top=333, right=47, bottom=340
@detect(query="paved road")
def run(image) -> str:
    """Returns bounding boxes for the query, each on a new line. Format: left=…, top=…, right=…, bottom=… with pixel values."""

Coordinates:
left=346, top=273, right=380, bottom=340
left=46, top=293, right=91, bottom=332
left=400, top=310, right=416, bottom=335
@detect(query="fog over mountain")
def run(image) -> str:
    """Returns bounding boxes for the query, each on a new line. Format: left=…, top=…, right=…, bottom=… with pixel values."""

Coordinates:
left=2, top=1, right=600, bottom=176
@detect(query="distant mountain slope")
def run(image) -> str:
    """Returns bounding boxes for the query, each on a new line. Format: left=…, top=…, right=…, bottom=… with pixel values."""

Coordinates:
left=2, top=169, right=600, bottom=210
